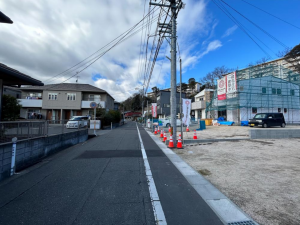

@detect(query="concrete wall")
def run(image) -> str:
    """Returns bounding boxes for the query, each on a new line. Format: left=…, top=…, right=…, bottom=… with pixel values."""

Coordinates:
left=249, top=128, right=300, bottom=139
left=0, top=129, right=88, bottom=182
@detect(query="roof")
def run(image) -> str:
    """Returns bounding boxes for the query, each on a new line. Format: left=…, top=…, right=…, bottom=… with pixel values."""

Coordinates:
left=194, top=89, right=214, bottom=97
left=0, top=63, right=43, bottom=86
left=20, top=83, right=115, bottom=100
left=0, top=11, right=13, bottom=24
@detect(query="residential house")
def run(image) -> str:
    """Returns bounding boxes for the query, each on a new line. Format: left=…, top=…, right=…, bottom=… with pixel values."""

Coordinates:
left=0, top=62, right=43, bottom=119
left=3, top=86, right=21, bottom=99
left=156, top=90, right=186, bottom=117
left=19, top=83, right=114, bottom=120
left=191, top=89, right=214, bottom=121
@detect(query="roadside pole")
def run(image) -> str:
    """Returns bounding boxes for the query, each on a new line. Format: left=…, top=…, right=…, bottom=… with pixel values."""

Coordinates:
left=10, top=137, right=17, bottom=176
left=94, top=107, right=96, bottom=136
left=180, top=58, right=183, bottom=142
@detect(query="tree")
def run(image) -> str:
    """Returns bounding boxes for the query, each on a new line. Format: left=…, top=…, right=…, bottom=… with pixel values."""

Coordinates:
left=2, top=95, right=22, bottom=121
left=188, top=80, right=196, bottom=93
left=284, top=43, right=300, bottom=74
left=276, top=47, right=292, bottom=58
left=200, top=66, right=233, bottom=88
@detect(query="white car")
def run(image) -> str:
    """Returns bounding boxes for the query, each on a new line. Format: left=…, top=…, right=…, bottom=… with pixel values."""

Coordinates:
left=159, top=117, right=182, bottom=127
left=66, top=116, right=89, bottom=129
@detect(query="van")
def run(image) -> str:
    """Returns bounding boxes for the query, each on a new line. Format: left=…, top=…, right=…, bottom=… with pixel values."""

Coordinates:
left=248, top=113, right=286, bottom=128
left=66, top=116, right=89, bottom=129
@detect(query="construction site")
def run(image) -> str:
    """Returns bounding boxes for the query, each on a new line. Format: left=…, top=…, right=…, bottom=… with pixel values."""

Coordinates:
left=206, top=58, right=300, bottom=124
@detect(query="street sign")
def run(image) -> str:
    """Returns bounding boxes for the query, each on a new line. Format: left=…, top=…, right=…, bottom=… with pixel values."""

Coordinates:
left=90, top=102, right=97, bottom=108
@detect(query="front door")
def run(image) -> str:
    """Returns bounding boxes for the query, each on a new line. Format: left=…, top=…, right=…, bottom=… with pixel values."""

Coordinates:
left=47, top=110, right=52, bottom=120
left=65, top=110, right=71, bottom=120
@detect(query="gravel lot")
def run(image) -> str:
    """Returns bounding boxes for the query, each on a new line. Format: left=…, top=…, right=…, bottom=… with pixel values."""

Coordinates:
left=174, top=136, right=300, bottom=225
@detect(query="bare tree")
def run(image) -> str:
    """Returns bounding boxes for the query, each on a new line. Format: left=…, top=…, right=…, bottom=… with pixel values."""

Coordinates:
left=276, top=47, right=292, bottom=58
left=200, top=66, right=234, bottom=88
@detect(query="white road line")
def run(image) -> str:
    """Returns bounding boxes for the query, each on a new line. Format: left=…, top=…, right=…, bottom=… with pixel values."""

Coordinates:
left=136, top=123, right=167, bottom=225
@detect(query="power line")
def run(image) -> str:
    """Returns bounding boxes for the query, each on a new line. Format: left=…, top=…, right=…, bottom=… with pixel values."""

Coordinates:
left=212, top=0, right=272, bottom=58
left=45, top=5, right=163, bottom=90
left=44, top=1, right=163, bottom=85
left=220, top=0, right=288, bottom=49
left=241, top=0, right=300, bottom=30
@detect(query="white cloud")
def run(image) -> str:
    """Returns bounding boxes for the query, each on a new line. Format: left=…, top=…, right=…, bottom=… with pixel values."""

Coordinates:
left=222, top=25, right=238, bottom=38
left=0, top=0, right=219, bottom=101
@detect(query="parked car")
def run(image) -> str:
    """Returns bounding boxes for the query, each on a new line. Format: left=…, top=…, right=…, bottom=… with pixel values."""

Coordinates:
left=248, top=113, right=286, bottom=128
left=66, top=116, right=89, bottom=129
left=159, top=117, right=182, bottom=127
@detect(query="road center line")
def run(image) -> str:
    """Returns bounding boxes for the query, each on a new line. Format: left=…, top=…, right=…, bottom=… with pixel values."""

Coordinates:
left=136, top=123, right=167, bottom=225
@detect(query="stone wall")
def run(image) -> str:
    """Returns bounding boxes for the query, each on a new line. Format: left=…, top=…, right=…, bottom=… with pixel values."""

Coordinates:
left=0, top=129, right=88, bottom=182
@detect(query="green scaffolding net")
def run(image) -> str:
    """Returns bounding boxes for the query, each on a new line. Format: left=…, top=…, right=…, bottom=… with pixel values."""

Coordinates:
left=205, top=60, right=300, bottom=123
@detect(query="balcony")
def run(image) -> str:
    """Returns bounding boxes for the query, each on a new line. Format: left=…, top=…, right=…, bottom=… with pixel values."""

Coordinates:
left=19, top=99, right=42, bottom=107
left=81, top=100, right=106, bottom=108
left=191, top=101, right=206, bottom=110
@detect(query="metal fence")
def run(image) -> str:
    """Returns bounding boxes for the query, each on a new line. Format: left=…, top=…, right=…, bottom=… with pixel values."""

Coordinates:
left=0, top=120, right=88, bottom=144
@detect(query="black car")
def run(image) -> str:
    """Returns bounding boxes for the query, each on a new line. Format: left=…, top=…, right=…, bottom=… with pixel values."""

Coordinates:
left=248, top=113, right=286, bottom=128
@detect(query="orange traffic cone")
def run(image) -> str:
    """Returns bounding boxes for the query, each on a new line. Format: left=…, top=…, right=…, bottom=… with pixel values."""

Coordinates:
left=154, top=127, right=157, bottom=135
left=193, top=130, right=197, bottom=139
left=168, top=134, right=174, bottom=148
left=186, top=126, right=190, bottom=132
left=160, top=129, right=164, bottom=138
left=163, top=131, right=167, bottom=142
left=168, top=127, right=171, bottom=133
left=157, top=126, right=160, bottom=134
left=177, top=134, right=183, bottom=149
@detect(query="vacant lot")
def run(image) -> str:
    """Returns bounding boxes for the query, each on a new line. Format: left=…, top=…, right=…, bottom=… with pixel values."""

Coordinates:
left=174, top=138, right=300, bottom=225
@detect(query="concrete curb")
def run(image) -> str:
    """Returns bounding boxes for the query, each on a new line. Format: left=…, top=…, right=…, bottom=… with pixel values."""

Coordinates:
left=146, top=129, right=258, bottom=225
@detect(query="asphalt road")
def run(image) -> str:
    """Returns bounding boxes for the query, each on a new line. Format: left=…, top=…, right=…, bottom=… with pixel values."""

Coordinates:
left=0, top=121, right=223, bottom=225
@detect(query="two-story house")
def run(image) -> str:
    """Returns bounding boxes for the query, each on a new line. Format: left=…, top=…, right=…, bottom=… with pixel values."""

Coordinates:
left=156, top=90, right=186, bottom=117
left=191, top=89, right=214, bottom=121
left=19, top=83, right=114, bottom=120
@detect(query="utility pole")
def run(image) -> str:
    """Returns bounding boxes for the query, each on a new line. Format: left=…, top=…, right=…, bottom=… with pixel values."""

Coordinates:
left=150, top=0, right=185, bottom=143
left=180, top=58, right=183, bottom=141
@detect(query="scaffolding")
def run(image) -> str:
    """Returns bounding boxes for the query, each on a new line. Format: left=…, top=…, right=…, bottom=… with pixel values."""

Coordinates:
left=206, top=60, right=300, bottom=124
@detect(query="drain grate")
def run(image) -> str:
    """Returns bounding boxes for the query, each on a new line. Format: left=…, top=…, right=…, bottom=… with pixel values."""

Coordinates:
left=228, top=221, right=256, bottom=225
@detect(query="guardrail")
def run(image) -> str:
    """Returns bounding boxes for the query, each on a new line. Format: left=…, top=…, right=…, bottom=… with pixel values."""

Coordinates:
left=0, top=120, right=88, bottom=144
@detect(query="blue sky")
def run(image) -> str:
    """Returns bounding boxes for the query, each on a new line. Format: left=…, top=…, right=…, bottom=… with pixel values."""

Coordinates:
left=1, top=0, right=300, bottom=101
left=175, top=0, right=300, bottom=86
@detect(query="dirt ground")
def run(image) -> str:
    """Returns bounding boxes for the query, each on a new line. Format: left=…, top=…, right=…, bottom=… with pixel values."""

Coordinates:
left=174, top=137, right=300, bottom=225
left=180, top=125, right=250, bottom=139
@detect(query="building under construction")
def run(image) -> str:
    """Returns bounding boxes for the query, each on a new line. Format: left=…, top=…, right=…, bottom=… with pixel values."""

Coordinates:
left=206, top=58, right=300, bottom=124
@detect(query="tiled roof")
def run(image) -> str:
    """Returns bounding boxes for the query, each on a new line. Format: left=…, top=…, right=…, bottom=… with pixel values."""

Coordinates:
left=0, top=63, right=43, bottom=86
left=0, top=11, right=13, bottom=24
left=20, top=83, right=114, bottom=100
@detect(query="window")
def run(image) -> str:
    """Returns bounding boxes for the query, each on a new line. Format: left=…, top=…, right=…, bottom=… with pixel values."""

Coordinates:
left=252, top=107, right=257, bottom=114
left=163, top=104, right=170, bottom=107
left=272, top=88, right=276, bottom=94
left=262, top=87, right=267, bottom=94
left=290, top=90, right=295, bottom=96
left=278, top=108, right=281, bottom=113
left=157, top=96, right=160, bottom=101
left=67, top=93, right=76, bottom=101
left=284, top=108, right=287, bottom=113
left=199, top=97, right=204, bottom=101
left=277, top=89, right=281, bottom=95
left=88, top=94, right=100, bottom=101
left=48, top=93, right=58, bottom=100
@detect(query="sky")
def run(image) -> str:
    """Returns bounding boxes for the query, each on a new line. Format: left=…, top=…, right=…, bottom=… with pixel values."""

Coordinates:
left=1, top=0, right=300, bottom=102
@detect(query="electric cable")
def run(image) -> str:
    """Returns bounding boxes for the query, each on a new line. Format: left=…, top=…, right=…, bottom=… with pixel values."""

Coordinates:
left=241, top=0, right=300, bottom=30
left=43, top=1, right=163, bottom=85
left=220, top=0, right=288, bottom=49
